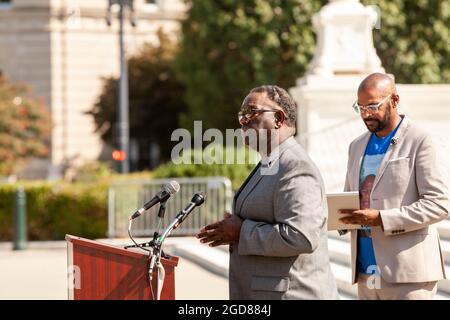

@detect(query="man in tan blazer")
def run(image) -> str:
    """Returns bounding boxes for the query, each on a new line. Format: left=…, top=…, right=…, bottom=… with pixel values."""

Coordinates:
left=197, top=85, right=338, bottom=299
left=340, top=73, right=449, bottom=299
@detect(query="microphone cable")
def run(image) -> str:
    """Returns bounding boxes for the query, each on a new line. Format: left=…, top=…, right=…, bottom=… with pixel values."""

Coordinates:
left=127, top=219, right=158, bottom=300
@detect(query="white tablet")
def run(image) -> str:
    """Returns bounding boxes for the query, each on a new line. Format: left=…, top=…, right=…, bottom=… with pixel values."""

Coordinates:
left=326, top=191, right=361, bottom=231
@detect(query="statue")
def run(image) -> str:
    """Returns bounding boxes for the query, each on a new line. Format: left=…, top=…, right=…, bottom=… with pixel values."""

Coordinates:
left=305, top=0, right=384, bottom=80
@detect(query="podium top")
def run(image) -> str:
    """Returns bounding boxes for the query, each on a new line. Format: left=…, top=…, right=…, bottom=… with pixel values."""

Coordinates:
left=65, top=234, right=178, bottom=267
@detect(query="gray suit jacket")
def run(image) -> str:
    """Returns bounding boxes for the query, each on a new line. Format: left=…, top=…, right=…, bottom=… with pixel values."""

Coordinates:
left=229, top=137, right=339, bottom=299
left=344, top=115, right=449, bottom=283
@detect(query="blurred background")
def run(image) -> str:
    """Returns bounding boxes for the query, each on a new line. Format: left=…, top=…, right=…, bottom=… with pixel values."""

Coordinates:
left=0, top=0, right=449, bottom=299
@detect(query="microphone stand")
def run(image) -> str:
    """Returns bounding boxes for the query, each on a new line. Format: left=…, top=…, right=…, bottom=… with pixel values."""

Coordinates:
left=124, top=201, right=169, bottom=300
left=147, top=202, right=171, bottom=301
left=124, top=200, right=169, bottom=258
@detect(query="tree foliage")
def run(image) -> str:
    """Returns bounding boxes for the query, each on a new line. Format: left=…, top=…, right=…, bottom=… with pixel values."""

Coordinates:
left=176, top=0, right=450, bottom=133
left=0, top=75, right=51, bottom=176
left=89, top=30, right=187, bottom=170
left=363, top=0, right=450, bottom=83
left=89, top=0, right=449, bottom=171
left=175, top=0, right=327, bottom=132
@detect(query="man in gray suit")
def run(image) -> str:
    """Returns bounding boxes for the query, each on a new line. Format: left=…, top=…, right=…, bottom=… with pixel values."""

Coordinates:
left=196, top=85, right=338, bottom=300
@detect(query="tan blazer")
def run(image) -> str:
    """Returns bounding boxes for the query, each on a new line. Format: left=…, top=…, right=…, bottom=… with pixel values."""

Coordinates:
left=344, top=115, right=449, bottom=284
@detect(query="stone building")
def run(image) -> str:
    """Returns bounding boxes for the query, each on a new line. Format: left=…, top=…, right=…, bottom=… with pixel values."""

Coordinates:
left=0, top=0, right=185, bottom=178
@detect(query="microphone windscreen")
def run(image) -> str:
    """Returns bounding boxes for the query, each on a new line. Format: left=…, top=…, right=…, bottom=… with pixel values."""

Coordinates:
left=165, top=180, right=180, bottom=195
left=191, top=192, right=206, bottom=206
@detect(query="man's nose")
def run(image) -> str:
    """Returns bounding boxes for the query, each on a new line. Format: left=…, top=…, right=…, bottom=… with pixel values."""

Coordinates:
left=360, top=108, right=371, bottom=116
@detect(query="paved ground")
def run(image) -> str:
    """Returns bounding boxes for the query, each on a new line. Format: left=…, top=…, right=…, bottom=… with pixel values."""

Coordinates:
left=6, top=233, right=448, bottom=300
left=0, top=239, right=228, bottom=300
left=0, top=247, right=67, bottom=299
left=176, top=254, right=228, bottom=300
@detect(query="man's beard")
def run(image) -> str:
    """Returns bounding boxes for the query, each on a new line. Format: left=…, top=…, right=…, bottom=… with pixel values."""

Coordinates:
left=364, top=107, right=391, bottom=133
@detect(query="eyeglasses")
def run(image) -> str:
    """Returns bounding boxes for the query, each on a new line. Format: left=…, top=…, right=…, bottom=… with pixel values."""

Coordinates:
left=238, top=107, right=278, bottom=125
left=352, top=94, right=392, bottom=114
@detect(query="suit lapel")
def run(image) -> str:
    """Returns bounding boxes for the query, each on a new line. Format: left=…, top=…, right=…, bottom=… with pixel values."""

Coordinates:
left=372, top=116, right=410, bottom=190
left=233, top=162, right=261, bottom=213
left=352, top=133, right=371, bottom=190
left=234, top=137, right=297, bottom=214
left=235, top=167, right=264, bottom=215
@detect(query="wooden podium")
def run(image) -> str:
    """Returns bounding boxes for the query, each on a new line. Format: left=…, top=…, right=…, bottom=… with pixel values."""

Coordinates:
left=66, top=235, right=179, bottom=300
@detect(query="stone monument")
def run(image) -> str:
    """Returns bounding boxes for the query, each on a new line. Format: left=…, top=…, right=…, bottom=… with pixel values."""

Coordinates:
left=290, top=0, right=450, bottom=192
left=306, top=0, right=383, bottom=80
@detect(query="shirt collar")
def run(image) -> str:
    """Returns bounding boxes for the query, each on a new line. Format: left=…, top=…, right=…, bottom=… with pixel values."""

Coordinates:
left=260, top=136, right=297, bottom=167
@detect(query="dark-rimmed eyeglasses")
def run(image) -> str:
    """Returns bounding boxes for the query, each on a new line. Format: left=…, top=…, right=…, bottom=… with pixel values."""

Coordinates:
left=238, top=108, right=278, bottom=125
left=352, top=94, right=392, bottom=114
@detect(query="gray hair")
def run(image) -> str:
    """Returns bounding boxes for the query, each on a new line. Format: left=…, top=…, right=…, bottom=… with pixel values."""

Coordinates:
left=250, top=85, right=297, bottom=127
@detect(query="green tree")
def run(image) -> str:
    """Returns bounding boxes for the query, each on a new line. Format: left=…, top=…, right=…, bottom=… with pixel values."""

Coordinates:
left=0, top=74, right=51, bottom=176
left=89, top=30, right=187, bottom=170
left=363, top=0, right=450, bottom=83
left=176, top=0, right=450, bottom=133
left=176, top=0, right=326, bottom=132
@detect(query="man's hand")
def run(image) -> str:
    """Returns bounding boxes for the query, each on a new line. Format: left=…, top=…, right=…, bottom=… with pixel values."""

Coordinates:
left=196, top=212, right=243, bottom=247
left=339, top=208, right=383, bottom=227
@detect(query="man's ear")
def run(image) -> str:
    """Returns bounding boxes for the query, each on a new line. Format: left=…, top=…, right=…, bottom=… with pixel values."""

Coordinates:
left=275, top=111, right=285, bottom=125
left=392, top=94, right=400, bottom=107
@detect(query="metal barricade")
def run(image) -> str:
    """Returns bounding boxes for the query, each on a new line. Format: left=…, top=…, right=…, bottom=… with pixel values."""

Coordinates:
left=108, top=177, right=233, bottom=238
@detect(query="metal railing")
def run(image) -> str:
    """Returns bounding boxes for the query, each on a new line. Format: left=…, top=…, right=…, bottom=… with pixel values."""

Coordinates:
left=108, top=177, right=233, bottom=238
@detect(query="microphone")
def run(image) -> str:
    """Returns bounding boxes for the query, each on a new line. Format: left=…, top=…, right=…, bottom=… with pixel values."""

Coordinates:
left=157, top=192, right=206, bottom=241
left=148, top=192, right=206, bottom=281
left=175, top=192, right=206, bottom=227
left=391, top=137, right=399, bottom=145
left=129, top=181, right=180, bottom=220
